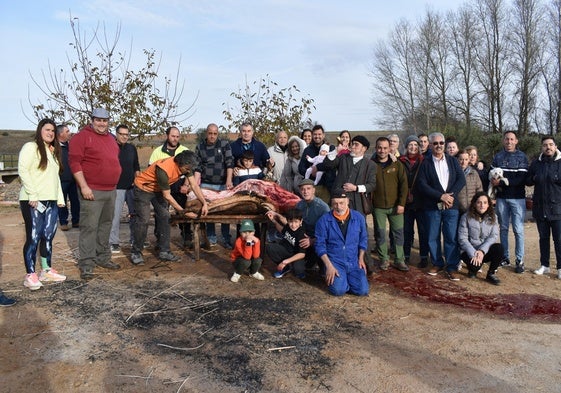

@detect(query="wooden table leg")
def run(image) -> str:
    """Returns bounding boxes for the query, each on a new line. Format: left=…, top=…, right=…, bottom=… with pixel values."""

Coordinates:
left=193, top=222, right=200, bottom=261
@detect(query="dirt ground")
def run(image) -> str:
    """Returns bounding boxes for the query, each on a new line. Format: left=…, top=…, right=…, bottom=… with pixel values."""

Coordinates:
left=1, top=199, right=561, bottom=393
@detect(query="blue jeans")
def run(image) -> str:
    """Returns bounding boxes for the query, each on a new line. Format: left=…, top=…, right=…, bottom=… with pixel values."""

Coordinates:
left=536, top=218, right=561, bottom=269
left=328, top=264, right=369, bottom=297
left=109, top=188, right=136, bottom=245
left=496, top=198, right=525, bottom=262
left=200, top=183, right=231, bottom=243
left=425, top=208, right=460, bottom=272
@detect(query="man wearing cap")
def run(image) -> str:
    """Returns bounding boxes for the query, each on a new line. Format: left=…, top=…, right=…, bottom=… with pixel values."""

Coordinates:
left=322, top=135, right=376, bottom=216
left=295, top=179, right=330, bottom=273
left=371, top=136, right=409, bottom=272
left=315, top=191, right=369, bottom=296
left=69, top=108, right=122, bottom=280
left=322, top=135, right=376, bottom=272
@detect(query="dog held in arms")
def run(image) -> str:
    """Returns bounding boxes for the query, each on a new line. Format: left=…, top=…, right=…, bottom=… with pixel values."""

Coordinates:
left=488, top=167, right=509, bottom=199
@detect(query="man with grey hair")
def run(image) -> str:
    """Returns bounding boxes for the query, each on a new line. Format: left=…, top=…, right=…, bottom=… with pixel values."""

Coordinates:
left=194, top=123, right=234, bottom=248
left=388, top=133, right=401, bottom=157
left=69, top=108, right=122, bottom=280
left=416, top=132, right=466, bottom=281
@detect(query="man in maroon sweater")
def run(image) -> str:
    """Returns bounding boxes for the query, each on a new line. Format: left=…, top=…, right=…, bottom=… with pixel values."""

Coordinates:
left=69, top=108, right=121, bottom=279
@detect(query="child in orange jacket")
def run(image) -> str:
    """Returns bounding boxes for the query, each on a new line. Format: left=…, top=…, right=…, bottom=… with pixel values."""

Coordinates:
left=229, top=219, right=264, bottom=283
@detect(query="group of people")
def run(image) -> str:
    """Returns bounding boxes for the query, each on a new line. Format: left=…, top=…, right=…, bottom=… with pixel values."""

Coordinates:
left=12, top=109, right=561, bottom=299
left=242, top=127, right=561, bottom=296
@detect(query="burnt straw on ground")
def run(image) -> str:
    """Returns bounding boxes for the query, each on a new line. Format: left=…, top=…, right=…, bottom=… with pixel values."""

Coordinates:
left=42, top=279, right=338, bottom=392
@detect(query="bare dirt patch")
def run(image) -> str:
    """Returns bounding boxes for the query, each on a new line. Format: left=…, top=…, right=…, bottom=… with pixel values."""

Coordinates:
left=2, top=207, right=561, bottom=392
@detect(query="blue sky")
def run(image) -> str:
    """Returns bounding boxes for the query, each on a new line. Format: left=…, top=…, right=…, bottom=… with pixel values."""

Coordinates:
left=0, top=0, right=464, bottom=132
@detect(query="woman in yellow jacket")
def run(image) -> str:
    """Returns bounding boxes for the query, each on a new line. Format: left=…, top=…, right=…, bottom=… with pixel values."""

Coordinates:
left=18, top=118, right=66, bottom=290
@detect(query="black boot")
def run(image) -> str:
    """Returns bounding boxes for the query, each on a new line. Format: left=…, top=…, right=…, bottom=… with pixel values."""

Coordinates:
left=486, top=273, right=501, bottom=285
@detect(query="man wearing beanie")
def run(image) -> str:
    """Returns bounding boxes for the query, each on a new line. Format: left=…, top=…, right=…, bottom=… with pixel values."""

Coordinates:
left=321, top=135, right=377, bottom=274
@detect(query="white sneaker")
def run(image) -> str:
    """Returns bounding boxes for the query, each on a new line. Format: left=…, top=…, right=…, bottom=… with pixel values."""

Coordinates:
left=534, top=266, right=550, bottom=275
left=230, top=273, right=241, bottom=283
left=558, top=270, right=561, bottom=280
left=24, top=273, right=43, bottom=290
left=251, top=272, right=265, bottom=281
left=39, top=268, right=67, bottom=282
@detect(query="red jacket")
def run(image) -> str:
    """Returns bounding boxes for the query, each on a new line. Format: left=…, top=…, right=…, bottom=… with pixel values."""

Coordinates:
left=230, top=237, right=261, bottom=261
left=69, top=125, right=121, bottom=190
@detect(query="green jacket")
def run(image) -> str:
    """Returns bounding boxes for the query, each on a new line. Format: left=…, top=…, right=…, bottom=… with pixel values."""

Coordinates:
left=371, top=155, right=408, bottom=209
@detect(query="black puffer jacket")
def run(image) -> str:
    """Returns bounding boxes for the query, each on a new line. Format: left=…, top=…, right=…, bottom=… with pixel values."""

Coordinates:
left=527, top=149, right=561, bottom=221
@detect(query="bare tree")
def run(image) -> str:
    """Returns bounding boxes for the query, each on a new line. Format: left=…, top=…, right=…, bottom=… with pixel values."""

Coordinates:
left=542, top=0, right=561, bottom=134
left=510, top=0, right=544, bottom=135
left=371, top=19, right=420, bottom=132
left=473, top=0, right=511, bottom=133
left=415, top=8, right=454, bottom=132
left=28, top=16, right=194, bottom=137
left=448, top=5, right=481, bottom=132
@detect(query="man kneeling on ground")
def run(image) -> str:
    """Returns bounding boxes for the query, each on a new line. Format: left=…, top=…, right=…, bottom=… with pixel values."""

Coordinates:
left=314, top=192, right=369, bottom=296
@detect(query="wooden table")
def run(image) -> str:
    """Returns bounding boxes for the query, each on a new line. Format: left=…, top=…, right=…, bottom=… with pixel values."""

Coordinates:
left=185, top=214, right=268, bottom=261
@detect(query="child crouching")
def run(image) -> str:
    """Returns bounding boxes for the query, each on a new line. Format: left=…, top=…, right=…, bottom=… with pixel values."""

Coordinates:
left=230, top=219, right=264, bottom=283
left=265, top=208, right=306, bottom=279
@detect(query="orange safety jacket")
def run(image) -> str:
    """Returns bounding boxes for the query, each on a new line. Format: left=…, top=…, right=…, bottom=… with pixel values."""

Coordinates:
left=134, top=156, right=183, bottom=192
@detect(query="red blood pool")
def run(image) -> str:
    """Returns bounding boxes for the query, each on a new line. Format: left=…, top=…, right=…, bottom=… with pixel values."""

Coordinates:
left=375, top=268, right=561, bottom=320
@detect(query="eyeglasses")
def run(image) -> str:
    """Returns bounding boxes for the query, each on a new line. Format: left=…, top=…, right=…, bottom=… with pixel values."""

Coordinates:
left=389, top=140, right=398, bottom=143
left=432, top=141, right=445, bottom=146
left=117, top=132, right=130, bottom=137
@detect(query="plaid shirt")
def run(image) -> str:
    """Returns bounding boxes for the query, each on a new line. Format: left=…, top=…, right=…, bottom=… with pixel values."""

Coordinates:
left=194, top=139, right=233, bottom=185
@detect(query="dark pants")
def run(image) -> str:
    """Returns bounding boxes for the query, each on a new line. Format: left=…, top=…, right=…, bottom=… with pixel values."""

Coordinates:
left=170, top=184, right=192, bottom=242
left=266, top=242, right=306, bottom=276
left=233, top=257, right=263, bottom=275
left=59, top=180, right=80, bottom=225
left=536, top=218, right=561, bottom=269
left=461, top=243, right=504, bottom=276
left=133, top=187, right=172, bottom=254
left=403, top=207, right=429, bottom=259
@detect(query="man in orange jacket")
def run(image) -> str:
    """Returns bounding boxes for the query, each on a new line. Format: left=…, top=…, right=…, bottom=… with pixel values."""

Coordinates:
left=131, top=150, right=208, bottom=265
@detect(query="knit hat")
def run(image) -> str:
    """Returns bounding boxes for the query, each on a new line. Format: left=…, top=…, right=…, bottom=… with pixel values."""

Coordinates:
left=240, top=219, right=255, bottom=232
left=319, top=144, right=330, bottom=153
left=352, top=135, right=370, bottom=149
left=404, top=135, right=420, bottom=148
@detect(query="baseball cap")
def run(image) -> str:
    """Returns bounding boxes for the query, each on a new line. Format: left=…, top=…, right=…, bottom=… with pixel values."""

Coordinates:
left=240, top=219, right=255, bottom=232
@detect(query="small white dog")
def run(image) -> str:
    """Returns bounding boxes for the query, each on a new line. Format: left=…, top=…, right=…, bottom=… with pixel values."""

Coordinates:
left=488, top=167, right=509, bottom=199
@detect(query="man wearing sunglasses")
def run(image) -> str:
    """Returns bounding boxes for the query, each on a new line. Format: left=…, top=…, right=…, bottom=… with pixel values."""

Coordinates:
left=416, top=132, right=466, bottom=281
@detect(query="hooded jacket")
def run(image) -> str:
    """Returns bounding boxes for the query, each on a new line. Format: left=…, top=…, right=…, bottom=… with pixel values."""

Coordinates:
left=527, top=149, right=561, bottom=221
